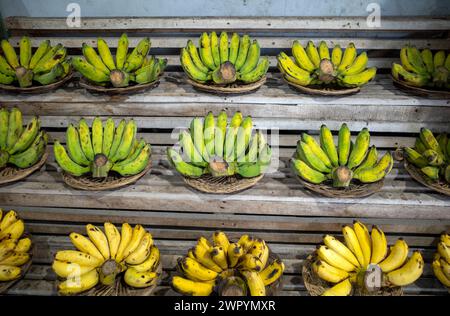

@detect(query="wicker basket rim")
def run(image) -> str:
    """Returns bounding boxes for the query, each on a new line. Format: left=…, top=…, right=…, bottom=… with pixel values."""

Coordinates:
left=283, top=76, right=361, bottom=96
left=79, top=76, right=161, bottom=94
left=404, top=160, right=450, bottom=196
left=186, top=76, right=266, bottom=94
left=391, top=75, right=450, bottom=97
left=0, top=151, right=48, bottom=185
left=182, top=173, right=264, bottom=194
left=0, top=71, right=74, bottom=93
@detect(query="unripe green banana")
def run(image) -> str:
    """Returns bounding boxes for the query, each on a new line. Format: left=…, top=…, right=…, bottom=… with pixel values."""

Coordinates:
left=108, top=119, right=126, bottom=160
left=110, top=120, right=136, bottom=163
left=420, top=166, right=439, bottom=180
left=0, top=55, right=15, bottom=77
left=203, top=112, right=215, bottom=157
left=9, top=132, right=46, bottom=168
left=97, top=38, right=116, bottom=70
left=167, top=147, right=204, bottom=178
left=83, top=43, right=112, bottom=75
left=0, top=108, right=9, bottom=150
left=111, top=144, right=150, bottom=176
left=78, top=118, right=95, bottom=162
left=116, top=33, right=129, bottom=70
left=224, top=112, right=243, bottom=162
left=0, top=72, right=15, bottom=85
left=219, top=32, right=229, bottom=64
left=420, top=128, right=443, bottom=157
left=209, top=32, right=221, bottom=68
left=180, top=130, right=205, bottom=166
left=347, top=128, right=370, bottom=169
left=54, top=140, right=90, bottom=176
left=66, top=124, right=90, bottom=166
left=187, top=40, right=210, bottom=74
left=237, top=57, right=269, bottom=83
left=292, top=158, right=327, bottom=184
left=17, top=37, right=32, bottom=70
left=245, top=132, right=259, bottom=163
left=124, top=38, right=150, bottom=73
left=91, top=117, right=103, bottom=155
left=6, top=108, right=23, bottom=151
left=353, top=152, right=393, bottom=183
left=235, top=116, right=253, bottom=161
left=199, top=32, right=216, bottom=71
left=239, top=40, right=260, bottom=75
left=33, top=44, right=66, bottom=74
left=235, top=35, right=251, bottom=71
left=338, top=123, right=351, bottom=166
left=237, top=162, right=261, bottom=178
left=29, top=40, right=50, bottom=70
left=214, top=111, right=228, bottom=158
left=420, top=49, right=434, bottom=74
left=404, top=147, right=428, bottom=168
left=102, top=118, right=115, bottom=157
left=190, top=117, right=209, bottom=163
left=229, top=33, right=240, bottom=65
left=422, top=149, right=443, bottom=166
left=8, top=116, right=40, bottom=155
left=72, top=57, right=109, bottom=83
left=320, top=125, right=339, bottom=167
left=1, top=39, right=19, bottom=69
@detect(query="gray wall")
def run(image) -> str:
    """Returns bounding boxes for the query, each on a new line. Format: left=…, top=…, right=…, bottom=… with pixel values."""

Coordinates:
left=0, top=0, right=449, bottom=17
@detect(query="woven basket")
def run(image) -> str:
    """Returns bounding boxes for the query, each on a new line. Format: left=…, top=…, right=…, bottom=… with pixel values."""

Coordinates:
left=61, top=260, right=163, bottom=296
left=79, top=77, right=161, bottom=95
left=182, top=173, right=263, bottom=194
left=61, top=161, right=151, bottom=191
left=186, top=76, right=266, bottom=95
left=0, top=152, right=48, bottom=186
left=0, top=234, right=34, bottom=294
left=302, top=254, right=403, bottom=296
left=392, top=76, right=450, bottom=98
left=404, top=160, right=450, bottom=196
left=0, top=72, right=74, bottom=94
left=174, top=250, right=283, bottom=296
left=283, top=77, right=361, bottom=96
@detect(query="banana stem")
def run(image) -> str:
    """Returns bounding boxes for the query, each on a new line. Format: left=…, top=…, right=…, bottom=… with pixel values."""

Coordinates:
left=208, top=156, right=230, bottom=177
left=218, top=276, right=247, bottom=296
left=15, top=66, right=33, bottom=88
left=91, top=154, right=112, bottom=178
left=212, top=62, right=237, bottom=85
left=110, top=69, right=130, bottom=88
left=0, top=150, right=9, bottom=169
left=332, top=166, right=353, bottom=187
left=318, top=59, right=336, bottom=84
left=99, top=259, right=121, bottom=286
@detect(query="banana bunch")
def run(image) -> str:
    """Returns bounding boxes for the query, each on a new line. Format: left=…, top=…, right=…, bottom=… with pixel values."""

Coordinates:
left=72, top=34, right=167, bottom=88
left=167, top=111, right=272, bottom=179
left=278, top=41, right=377, bottom=88
left=404, top=128, right=450, bottom=184
left=0, top=36, right=71, bottom=87
left=53, top=222, right=160, bottom=295
left=54, top=117, right=151, bottom=178
left=311, top=221, right=423, bottom=296
left=0, top=209, right=32, bottom=282
left=0, top=107, right=48, bottom=170
left=292, top=123, right=393, bottom=187
left=172, top=232, right=284, bottom=296
left=432, top=233, right=450, bottom=288
left=392, top=45, right=450, bottom=89
left=180, top=32, right=269, bottom=85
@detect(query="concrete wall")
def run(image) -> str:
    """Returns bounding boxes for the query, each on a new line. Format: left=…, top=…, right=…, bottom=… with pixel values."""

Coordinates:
left=0, top=0, right=449, bottom=17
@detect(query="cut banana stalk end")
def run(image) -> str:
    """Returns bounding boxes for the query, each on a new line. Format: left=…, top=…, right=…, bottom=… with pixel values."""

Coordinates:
left=318, top=59, right=336, bottom=84
left=332, top=166, right=353, bottom=187
left=110, top=69, right=130, bottom=87
left=92, top=154, right=112, bottom=178
left=218, top=276, right=247, bottom=296
left=212, top=62, right=237, bottom=85
left=99, top=259, right=121, bottom=286
left=208, top=157, right=230, bottom=177
left=15, top=66, right=33, bottom=88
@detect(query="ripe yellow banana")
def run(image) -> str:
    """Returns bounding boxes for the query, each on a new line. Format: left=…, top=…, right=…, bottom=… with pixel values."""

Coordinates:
left=131, top=246, right=159, bottom=272
left=199, top=32, right=216, bottom=71
left=58, top=269, right=99, bottom=295
left=121, top=224, right=146, bottom=261
left=353, top=221, right=371, bottom=267
left=437, top=242, right=450, bottom=263
left=0, top=219, right=24, bottom=240
left=321, top=278, right=352, bottom=296
left=277, top=52, right=313, bottom=86
left=55, top=250, right=103, bottom=267
left=86, top=224, right=110, bottom=260
left=292, top=40, right=315, bottom=72
left=91, top=117, right=103, bottom=155
left=337, top=43, right=357, bottom=72
left=115, top=33, right=129, bottom=70
left=378, top=239, right=408, bottom=272
left=301, top=133, right=332, bottom=169
left=52, top=259, right=95, bottom=278
left=339, top=67, right=377, bottom=87
left=104, top=222, right=121, bottom=260
left=15, top=237, right=31, bottom=253
left=237, top=234, right=254, bottom=252
left=297, top=141, right=331, bottom=173
left=69, top=232, right=104, bottom=261
left=78, top=118, right=95, bottom=161
left=323, top=235, right=360, bottom=268
left=97, top=38, right=116, bottom=70
left=312, top=259, right=349, bottom=283
left=432, top=259, right=450, bottom=287
left=338, top=123, right=351, bottom=166
left=370, top=225, right=387, bottom=264
left=115, top=222, right=133, bottom=263
left=172, top=275, right=215, bottom=296
left=125, top=232, right=153, bottom=265
left=320, top=125, right=339, bottom=167
left=259, top=258, right=284, bottom=286
left=241, top=270, right=266, bottom=296
left=317, top=245, right=357, bottom=272
left=124, top=267, right=157, bottom=288
left=340, top=52, right=368, bottom=76
left=318, top=41, right=330, bottom=61
left=239, top=254, right=264, bottom=271
left=181, top=256, right=218, bottom=281
left=249, top=239, right=269, bottom=269
left=227, top=243, right=244, bottom=268
left=82, top=43, right=110, bottom=75
left=0, top=265, right=21, bottom=281
left=193, top=243, right=223, bottom=273
left=0, top=210, right=19, bottom=232
left=0, top=251, right=29, bottom=266
left=211, top=246, right=228, bottom=270
left=342, top=225, right=365, bottom=267
left=331, top=45, right=343, bottom=68
left=305, top=41, right=320, bottom=68
left=353, top=151, right=393, bottom=183
left=441, top=233, right=450, bottom=247
left=386, top=251, right=423, bottom=286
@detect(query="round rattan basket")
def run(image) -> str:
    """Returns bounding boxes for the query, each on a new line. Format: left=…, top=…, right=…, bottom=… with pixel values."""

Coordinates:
left=186, top=76, right=266, bottom=95
left=182, top=173, right=264, bottom=194
left=404, top=160, right=450, bottom=196
left=283, top=77, right=361, bottom=96
left=391, top=76, right=450, bottom=98
left=61, top=161, right=151, bottom=191
left=0, top=152, right=48, bottom=186
left=302, top=254, right=403, bottom=296
left=79, top=77, right=161, bottom=95
left=0, top=72, right=74, bottom=94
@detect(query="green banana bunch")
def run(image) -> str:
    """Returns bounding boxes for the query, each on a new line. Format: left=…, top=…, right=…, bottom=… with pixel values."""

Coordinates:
left=278, top=41, right=377, bottom=88
left=54, top=117, right=151, bottom=178
left=404, top=128, right=450, bottom=184
left=392, top=45, right=450, bottom=90
left=72, top=33, right=167, bottom=88
left=292, top=123, right=393, bottom=187
left=0, top=107, right=48, bottom=170
left=180, top=32, right=269, bottom=85
left=167, top=111, right=272, bottom=179
left=0, top=37, right=70, bottom=88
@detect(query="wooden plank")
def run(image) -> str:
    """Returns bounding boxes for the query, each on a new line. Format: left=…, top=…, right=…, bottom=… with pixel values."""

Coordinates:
left=6, top=16, right=450, bottom=32
left=7, top=36, right=450, bottom=50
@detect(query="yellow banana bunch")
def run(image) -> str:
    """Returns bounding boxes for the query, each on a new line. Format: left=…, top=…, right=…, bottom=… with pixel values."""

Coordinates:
left=0, top=107, right=48, bottom=170
left=172, top=231, right=284, bottom=296
left=404, top=128, right=450, bottom=184
left=73, top=33, right=167, bottom=88
left=292, top=123, right=392, bottom=187
left=0, top=209, right=31, bottom=282
left=309, top=221, right=423, bottom=296
left=54, top=117, right=151, bottom=179
left=54, top=221, right=160, bottom=295
left=167, top=111, right=272, bottom=179
left=181, top=32, right=269, bottom=85
left=0, top=37, right=70, bottom=88
left=432, top=233, right=450, bottom=288
left=278, top=41, right=376, bottom=88
left=392, top=45, right=450, bottom=90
